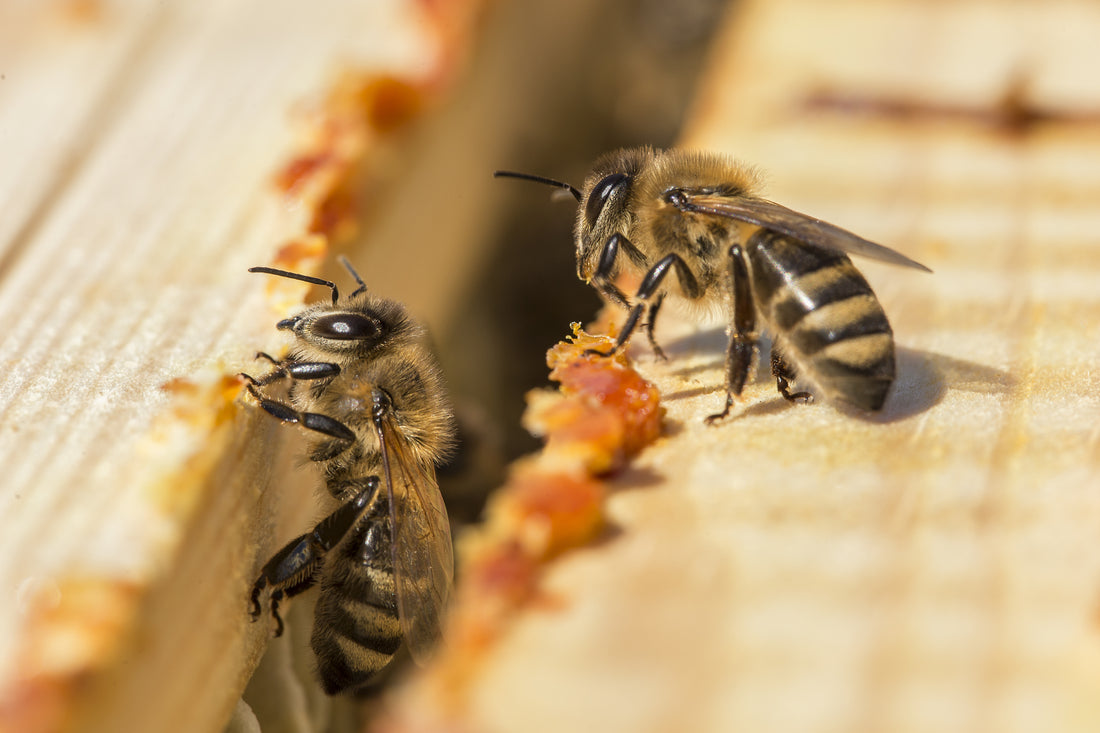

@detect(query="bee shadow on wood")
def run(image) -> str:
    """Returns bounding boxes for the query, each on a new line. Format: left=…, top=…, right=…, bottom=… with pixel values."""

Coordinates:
left=642, top=326, right=795, bottom=410
left=853, top=346, right=1014, bottom=423
left=637, top=326, right=1013, bottom=423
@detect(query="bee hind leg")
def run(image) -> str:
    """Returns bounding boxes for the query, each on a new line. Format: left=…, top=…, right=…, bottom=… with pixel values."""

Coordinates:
left=705, top=325, right=756, bottom=424
left=706, top=245, right=756, bottom=425
left=250, top=477, right=381, bottom=636
left=770, top=349, right=813, bottom=404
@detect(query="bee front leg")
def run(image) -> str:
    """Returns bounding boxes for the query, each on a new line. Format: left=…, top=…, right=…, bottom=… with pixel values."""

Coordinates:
left=244, top=383, right=357, bottom=458
left=590, top=232, right=635, bottom=310
left=589, top=233, right=668, bottom=358
left=641, top=294, right=667, bottom=360
left=251, top=477, right=380, bottom=636
left=706, top=244, right=756, bottom=424
left=586, top=245, right=701, bottom=359
left=770, top=349, right=813, bottom=404
left=240, top=356, right=341, bottom=388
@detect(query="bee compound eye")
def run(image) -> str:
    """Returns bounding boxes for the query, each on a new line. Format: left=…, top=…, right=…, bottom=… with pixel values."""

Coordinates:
left=585, top=173, right=629, bottom=228
left=312, top=313, right=383, bottom=341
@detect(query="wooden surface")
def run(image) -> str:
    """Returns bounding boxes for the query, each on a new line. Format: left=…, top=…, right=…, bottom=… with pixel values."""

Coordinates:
left=4, top=1, right=1100, bottom=732
left=377, top=1, right=1100, bottom=732
left=0, top=2, right=454, bottom=731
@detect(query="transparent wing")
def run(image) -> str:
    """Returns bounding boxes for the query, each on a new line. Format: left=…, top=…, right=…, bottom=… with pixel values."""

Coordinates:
left=374, top=411, right=454, bottom=665
left=671, top=191, right=932, bottom=272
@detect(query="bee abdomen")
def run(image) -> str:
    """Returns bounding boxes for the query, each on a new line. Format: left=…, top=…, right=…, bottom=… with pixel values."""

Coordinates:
left=805, top=330, right=895, bottom=411
left=311, top=565, right=402, bottom=694
left=787, top=294, right=891, bottom=356
left=749, top=232, right=895, bottom=411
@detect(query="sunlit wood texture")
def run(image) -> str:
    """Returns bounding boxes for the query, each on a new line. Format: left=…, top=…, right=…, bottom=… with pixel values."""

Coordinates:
left=379, top=1, right=1100, bottom=732
left=0, top=2, right=486, bottom=731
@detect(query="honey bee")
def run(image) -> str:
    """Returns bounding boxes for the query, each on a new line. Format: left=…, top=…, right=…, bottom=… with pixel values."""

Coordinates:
left=242, top=257, right=456, bottom=694
left=496, top=147, right=930, bottom=421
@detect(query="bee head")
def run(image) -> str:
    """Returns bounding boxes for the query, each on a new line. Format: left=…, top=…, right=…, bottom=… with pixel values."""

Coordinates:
left=492, top=148, right=651, bottom=281
left=278, top=299, right=416, bottom=358
left=251, top=259, right=417, bottom=360
left=573, top=148, right=654, bottom=281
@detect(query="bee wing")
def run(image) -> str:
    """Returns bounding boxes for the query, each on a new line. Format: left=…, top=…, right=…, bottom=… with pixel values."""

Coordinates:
left=673, top=191, right=932, bottom=272
left=374, top=411, right=454, bottom=665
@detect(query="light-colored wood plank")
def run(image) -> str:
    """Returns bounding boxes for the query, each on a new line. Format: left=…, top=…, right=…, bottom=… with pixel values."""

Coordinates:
left=0, top=2, right=455, bottom=731
left=376, top=1, right=1100, bottom=732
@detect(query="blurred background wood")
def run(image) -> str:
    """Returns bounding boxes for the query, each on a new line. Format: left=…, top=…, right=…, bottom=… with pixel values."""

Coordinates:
left=379, top=1, right=1100, bottom=732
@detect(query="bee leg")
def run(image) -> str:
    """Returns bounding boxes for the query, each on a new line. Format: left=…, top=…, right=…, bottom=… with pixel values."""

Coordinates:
left=586, top=250, right=701, bottom=358
left=249, top=543, right=317, bottom=638
left=770, top=349, right=813, bottom=404
left=240, top=359, right=340, bottom=387
left=281, top=361, right=341, bottom=380
left=706, top=245, right=756, bottom=424
left=643, top=295, right=668, bottom=360
left=240, top=353, right=290, bottom=387
left=590, top=233, right=633, bottom=310
left=245, top=383, right=357, bottom=451
left=250, top=477, right=381, bottom=637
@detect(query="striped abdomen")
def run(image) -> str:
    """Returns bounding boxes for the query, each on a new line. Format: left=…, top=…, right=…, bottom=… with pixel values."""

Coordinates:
left=747, top=229, right=895, bottom=411
left=310, top=503, right=402, bottom=695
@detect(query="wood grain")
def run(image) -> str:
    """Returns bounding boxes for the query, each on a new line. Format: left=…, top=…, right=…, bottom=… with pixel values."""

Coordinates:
left=378, top=1, right=1100, bottom=732
left=0, top=2, right=452, bottom=731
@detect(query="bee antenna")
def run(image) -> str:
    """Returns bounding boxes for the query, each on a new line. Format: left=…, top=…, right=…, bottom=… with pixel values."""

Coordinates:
left=249, top=266, right=340, bottom=305
left=493, top=170, right=582, bottom=202
left=338, top=256, right=368, bottom=297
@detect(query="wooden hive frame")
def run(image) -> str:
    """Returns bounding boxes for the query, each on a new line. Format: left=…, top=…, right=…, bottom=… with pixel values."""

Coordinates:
left=4, top=1, right=1100, bottom=732
left=373, top=1, right=1100, bottom=732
